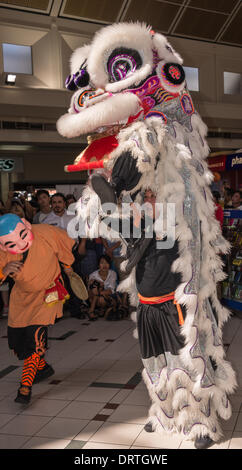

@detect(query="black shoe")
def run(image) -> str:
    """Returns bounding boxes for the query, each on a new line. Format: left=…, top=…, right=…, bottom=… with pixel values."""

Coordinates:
left=33, top=364, right=55, bottom=384
left=91, top=174, right=117, bottom=205
left=15, top=385, right=32, bottom=404
left=194, top=435, right=214, bottom=449
left=144, top=422, right=154, bottom=433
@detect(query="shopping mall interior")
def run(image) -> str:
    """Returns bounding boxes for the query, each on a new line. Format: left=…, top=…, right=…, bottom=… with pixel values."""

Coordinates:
left=0, top=0, right=241, bottom=453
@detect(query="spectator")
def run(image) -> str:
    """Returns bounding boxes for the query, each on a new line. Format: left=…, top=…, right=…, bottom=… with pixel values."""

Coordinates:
left=231, top=190, right=242, bottom=210
left=29, top=200, right=39, bottom=219
left=88, top=254, right=117, bottom=320
left=9, top=198, right=26, bottom=219
left=79, top=238, right=99, bottom=282
left=65, top=193, right=76, bottom=208
left=5, top=191, right=34, bottom=222
left=26, top=185, right=38, bottom=204
left=42, top=192, right=73, bottom=229
left=103, top=238, right=129, bottom=314
left=32, top=189, right=51, bottom=224
left=224, top=188, right=233, bottom=209
left=95, top=237, right=104, bottom=259
left=212, top=191, right=224, bottom=230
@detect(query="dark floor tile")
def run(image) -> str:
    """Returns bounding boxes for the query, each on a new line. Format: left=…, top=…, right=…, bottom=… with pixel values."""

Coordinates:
left=93, top=414, right=109, bottom=421
left=126, top=372, right=142, bottom=387
left=103, top=403, right=119, bottom=410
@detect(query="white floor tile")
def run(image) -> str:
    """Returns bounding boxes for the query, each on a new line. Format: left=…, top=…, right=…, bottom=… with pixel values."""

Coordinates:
left=75, top=387, right=119, bottom=403
left=107, top=404, right=148, bottom=424
left=0, top=396, right=29, bottom=415
left=43, top=382, right=87, bottom=401
left=229, top=432, right=242, bottom=449
left=0, top=434, right=30, bottom=449
left=89, top=422, right=144, bottom=446
left=133, top=429, right=181, bottom=449
left=36, top=417, right=89, bottom=439
left=21, top=398, right=69, bottom=417
left=66, top=369, right=103, bottom=383
left=0, top=414, right=51, bottom=436
left=82, top=441, right=130, bottom=449
left=221, top=412, right=239, bottom=431
left=21, top=436, right=71, bottom=449
left=0, top=381, right=20, bottom=396
left=57, top=401, right=104, bottom=420
left=109, top=389, right=133, bottom=404
left=0, top=414, right=16, bottom=429
left=123, top=389, right=151, bottom=406
left=74, top=420, right=104, bottom=442
left=235, top=413, right=242, bottom=431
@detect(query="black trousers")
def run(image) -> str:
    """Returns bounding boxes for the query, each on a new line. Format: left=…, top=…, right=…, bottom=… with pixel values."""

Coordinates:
left=8, top=325, right=48, bottom=360
left=137, top=301, right=186, bottom=359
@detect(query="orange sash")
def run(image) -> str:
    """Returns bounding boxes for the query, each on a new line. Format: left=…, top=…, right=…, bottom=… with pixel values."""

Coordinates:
left=138, top=291, right=184, bottom=326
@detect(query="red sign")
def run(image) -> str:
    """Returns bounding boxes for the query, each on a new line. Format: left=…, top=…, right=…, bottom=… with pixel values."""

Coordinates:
left=207, top=155, right=226, bottom=172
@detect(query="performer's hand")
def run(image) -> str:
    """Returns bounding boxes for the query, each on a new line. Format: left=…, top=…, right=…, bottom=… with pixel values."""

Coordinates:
left=63, top=266, right=73, bottom=277
left=2, top=261, right=23, bottom=277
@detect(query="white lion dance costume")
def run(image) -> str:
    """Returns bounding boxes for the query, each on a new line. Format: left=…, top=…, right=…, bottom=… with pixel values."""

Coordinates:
left=57, top=23, right=237, bottom=449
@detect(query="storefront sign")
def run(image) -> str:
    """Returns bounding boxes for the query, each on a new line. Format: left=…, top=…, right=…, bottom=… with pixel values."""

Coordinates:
left=0, top=157, right=23, bottom=173
left=226, top=153, right=242, bottom=171
left=207, top=155, right=226, bottom=172
left=0, top=159, right=15, bottom=172
left=207, top=152, right=242, bottom=172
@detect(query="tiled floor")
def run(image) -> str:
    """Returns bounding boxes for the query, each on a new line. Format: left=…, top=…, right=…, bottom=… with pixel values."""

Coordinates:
left=0, top=311, right=242, bottom=450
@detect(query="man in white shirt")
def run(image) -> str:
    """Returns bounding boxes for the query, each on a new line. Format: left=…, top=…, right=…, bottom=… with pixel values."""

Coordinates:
left=42, top=193, right=73, bottom=230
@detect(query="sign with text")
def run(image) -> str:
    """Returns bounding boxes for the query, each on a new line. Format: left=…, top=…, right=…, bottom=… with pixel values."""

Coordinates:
left=0, top=157, right=23, bottom=172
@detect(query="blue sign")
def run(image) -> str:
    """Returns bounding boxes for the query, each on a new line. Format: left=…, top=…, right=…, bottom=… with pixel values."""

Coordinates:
left=225, top=153, right=242, bottom=170
left=224, top=209, right=242, bottom=219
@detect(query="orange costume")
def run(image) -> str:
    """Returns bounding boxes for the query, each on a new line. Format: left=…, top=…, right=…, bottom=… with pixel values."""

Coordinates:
left=0, top=220, right=75, bottom=404
left=0, top=224, right=75, bottom=328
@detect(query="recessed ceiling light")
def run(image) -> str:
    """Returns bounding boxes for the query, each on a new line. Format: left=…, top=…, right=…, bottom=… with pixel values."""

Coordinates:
left=5, top=74, right=16, bottom=85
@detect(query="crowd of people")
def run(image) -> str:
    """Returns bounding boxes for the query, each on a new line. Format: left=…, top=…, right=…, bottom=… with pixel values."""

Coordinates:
left=0, top=184, right=241, bottom=320
left=0, top=188, right=130, bottom=321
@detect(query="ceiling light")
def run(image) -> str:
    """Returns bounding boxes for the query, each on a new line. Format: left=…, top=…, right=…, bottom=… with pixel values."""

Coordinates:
left=5, top=74, right=16, bottom=85
left=0, top=145, right=33, bottom=151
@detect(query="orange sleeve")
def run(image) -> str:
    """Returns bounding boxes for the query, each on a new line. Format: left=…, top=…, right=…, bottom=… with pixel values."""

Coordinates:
left=36, top=224, right=75, bottom=267
left=0, top=250, right=9, bottom=284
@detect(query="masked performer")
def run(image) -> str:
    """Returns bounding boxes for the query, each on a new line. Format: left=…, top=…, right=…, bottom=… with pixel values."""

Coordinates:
left=0, top=214, right=75, bottom=404
left=57, top=22, right=237, bottom=449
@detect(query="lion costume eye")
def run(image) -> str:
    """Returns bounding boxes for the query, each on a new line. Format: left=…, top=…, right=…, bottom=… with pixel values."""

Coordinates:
left=156, top=61, right=185, bottom=94
left=106, top=47, right=143, bottom=83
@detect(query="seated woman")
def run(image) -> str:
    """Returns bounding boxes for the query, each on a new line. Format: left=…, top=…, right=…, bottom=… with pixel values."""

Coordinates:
left=88, top=254, right=117, bottom=320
